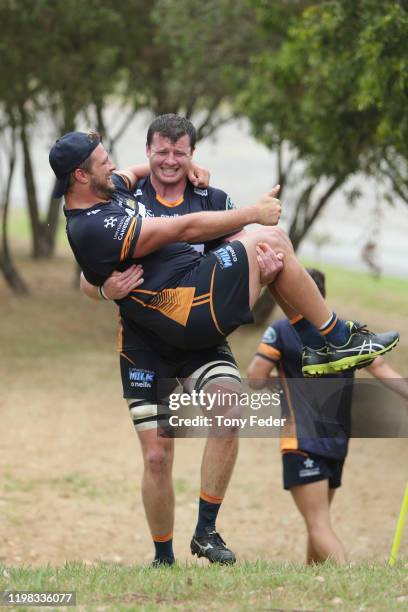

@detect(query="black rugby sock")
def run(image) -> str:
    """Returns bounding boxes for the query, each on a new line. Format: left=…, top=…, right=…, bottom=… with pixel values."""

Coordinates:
left=195, top=491, right=223, bottom=537
left=153, top=532, right=175, bottom=561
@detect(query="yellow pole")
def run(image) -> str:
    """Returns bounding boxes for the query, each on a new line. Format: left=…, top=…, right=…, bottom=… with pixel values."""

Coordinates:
left=389, top=483, right=408, bottom=567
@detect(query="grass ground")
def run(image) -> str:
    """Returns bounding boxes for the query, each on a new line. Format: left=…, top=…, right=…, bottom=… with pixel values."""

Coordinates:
left=1, top=561, right=408, bottom=611
left=0, top=238, right=407, bottom=611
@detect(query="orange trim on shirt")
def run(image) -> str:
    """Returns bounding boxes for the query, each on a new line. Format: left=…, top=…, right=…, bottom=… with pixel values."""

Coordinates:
left=281, top=449, right=308, bottom=457
left=155, top=193, right=184, bottom=208
left=120, top=218, right=137, bottom=261
left=280, top=438, right=299, bottom=451
left=290, top=314, right=303, bottom=324
left=279, top=365, right=299, bottom=452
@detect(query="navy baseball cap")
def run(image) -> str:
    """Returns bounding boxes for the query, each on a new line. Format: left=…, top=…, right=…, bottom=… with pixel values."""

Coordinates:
left=49, top=131, right=100, bottom=198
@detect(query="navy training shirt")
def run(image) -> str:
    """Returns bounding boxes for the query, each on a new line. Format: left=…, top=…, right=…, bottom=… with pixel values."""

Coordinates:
left=257, top=319, right=354, bottom=459
left=130, top=175, right=237, bottom=253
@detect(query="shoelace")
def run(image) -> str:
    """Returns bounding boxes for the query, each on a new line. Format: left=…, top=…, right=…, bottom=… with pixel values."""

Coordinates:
left=351, top=323, right=372, bottom=335
left=208, top=530, right=226, bottom=546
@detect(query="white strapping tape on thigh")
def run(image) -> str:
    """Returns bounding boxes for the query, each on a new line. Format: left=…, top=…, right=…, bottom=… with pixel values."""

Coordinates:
left=127, top=399, right=169, bottom=431
left=183, top=360, right=241, bottom=394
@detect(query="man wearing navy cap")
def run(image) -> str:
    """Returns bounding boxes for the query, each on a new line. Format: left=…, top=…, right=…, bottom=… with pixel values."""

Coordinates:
left=51, top=131, right=101, bottom=198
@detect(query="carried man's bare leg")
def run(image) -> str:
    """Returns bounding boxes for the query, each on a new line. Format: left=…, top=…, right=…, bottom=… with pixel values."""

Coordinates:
left=239, top=229, right=399, bottom=375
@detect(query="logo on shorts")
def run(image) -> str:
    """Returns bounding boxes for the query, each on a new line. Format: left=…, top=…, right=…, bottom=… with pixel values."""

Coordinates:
left=129, top=368, right=155, bottom=388
left=299, top=457, right=321, bottom=478
left=214, top=245, right=238, bottom=269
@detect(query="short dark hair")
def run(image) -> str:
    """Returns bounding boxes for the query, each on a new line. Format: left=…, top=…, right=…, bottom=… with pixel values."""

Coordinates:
left=306, top=268, right=326, bottom=298
left=146, top=114, right=196, bottom=148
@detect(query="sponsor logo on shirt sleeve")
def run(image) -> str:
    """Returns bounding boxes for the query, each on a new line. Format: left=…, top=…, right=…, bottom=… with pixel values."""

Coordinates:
left=103, top=214, right=133, bottom=242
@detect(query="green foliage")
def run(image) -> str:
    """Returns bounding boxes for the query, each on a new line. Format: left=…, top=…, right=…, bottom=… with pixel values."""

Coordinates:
left=250, top=0, right=408, bottom=186
left=118, top=0, right=258, bottom=139
left=41, top=0, right=123, bottom=132
left=238, top=0, right=408, bottom=261
left=356, top=2, right=408, bottom=149
left=241, top=1, right=382, bottom=180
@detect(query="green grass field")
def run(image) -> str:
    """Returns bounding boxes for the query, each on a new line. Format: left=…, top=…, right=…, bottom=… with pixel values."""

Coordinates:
left=1, top=560, right=407, bottom=611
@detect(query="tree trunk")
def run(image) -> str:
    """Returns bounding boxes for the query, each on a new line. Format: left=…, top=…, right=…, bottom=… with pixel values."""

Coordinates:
left=0, top=127, right=29, bottom=294
left=44, top=189, right=62, bottom=256
left=0, top=256, right=29, bottom=294
left=20, top=114, right=49, bottom=259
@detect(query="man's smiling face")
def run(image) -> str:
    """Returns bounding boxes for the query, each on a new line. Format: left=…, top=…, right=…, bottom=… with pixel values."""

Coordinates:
left=86, top=144, right=116, bottom=200
left=147, top=133, right=193, bottom=186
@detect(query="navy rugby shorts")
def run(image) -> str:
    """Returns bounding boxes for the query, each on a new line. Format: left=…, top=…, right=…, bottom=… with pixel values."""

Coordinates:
left=184, top=240, right=253, bottom=349
left=282, top=450, right=345, bottom=490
